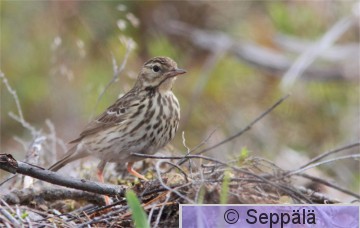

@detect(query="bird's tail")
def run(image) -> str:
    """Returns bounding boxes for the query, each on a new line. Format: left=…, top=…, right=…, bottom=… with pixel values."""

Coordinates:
left=48, top=145, right=88, bottom=171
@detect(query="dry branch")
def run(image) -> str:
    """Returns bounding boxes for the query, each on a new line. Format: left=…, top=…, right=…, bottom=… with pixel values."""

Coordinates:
left=161, top=20, right=357, bottom=81
left=295, top=186, right=341, bottom=204
left=274, top=34, right=358, bottom=61
left=297, top=173, right=360, bottom=200
left=288, top=154, right=360, bottom=176
left=1, top=187, right=104, bottom=205
left=177, top=94, right=290, bottom=166
left=0, top=154, right=126, bottom=197
left=299, top=142, right=360, bottom=169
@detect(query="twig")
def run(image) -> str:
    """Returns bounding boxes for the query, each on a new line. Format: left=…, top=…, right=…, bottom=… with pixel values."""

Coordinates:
left=91, top=39, right=133, bottom=118
left=22, top=136, right=46, bottom=188
left=181, top=131, right=191, bottom=160
left=77, top=203, right=129, bottom=227
left=166, top=128, right=218, bottom=174
left=15, top=205, right=25, bottom=223
left=288, top=154, right=360, bottom=176
left=161, top=161, right=189, bottom=183
left=0, top=154, right=126, bottom=197
left=141, top=185, right=178, bottom=197
left=133, top=153, right=311, bottom=203
left=0, top=175, right=17, bottom=187
left=1, top=72, right=39, bottom=136
left=0, top=199, right=21, bottom=226
left=75, top=198, right=126, bottom=221
left=295, top=186, right=341, bottom=204
left=188, top=127, right=218, bottom=155
left=45, top=119, right=58, bottom=161
left=177, top=94, right=290, bottom=166
left=296, top=173, right=360, bottom=199
left=155, top=161, right=194, bottom=203
left=153, top=193, right=171, bottom=228
left=0, top=206, right=20, bottom=226
left=8, top=112, right=39, bottom=137
left=1, top=187, right=105, bottom=205
left=0, top=72, right=24, bottom=122
left=13, top=137, right=28, bottom=152
left=45, top=119, right=67, bottom=155
left=179, top=131, right=193, bottom=176
left=299, top=142, right=360, bottom=169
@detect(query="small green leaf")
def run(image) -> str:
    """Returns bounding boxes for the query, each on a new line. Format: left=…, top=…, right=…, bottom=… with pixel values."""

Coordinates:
left=126, top=190, right=150, bottom=228
left=21, top=212, right=29, bottom=219
left=240, top=147, right=249, bottom=160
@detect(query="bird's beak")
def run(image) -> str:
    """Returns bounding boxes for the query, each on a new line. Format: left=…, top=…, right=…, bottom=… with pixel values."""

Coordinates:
left=168, top=68, right=187, bottom=77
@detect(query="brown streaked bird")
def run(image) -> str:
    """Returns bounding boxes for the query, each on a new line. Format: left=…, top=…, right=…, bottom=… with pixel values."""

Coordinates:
left=49, top=56, right=186, bottom=183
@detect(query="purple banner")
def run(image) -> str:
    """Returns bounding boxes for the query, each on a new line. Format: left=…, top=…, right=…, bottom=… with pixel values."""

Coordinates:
left=180, top=205, right=359, bottom=228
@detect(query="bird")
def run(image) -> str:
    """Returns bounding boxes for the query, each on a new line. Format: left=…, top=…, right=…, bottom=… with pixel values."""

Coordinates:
left=48, top=56, right=186, bottom=184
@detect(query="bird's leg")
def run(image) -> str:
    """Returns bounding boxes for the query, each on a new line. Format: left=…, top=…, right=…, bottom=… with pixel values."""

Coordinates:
left=97, top=161, right=110, bottom=205
left=127, top=162, right=148, bottom=181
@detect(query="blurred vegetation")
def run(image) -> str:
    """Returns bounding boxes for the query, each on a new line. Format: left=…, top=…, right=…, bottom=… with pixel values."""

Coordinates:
left=1, top=1, right=359, bottom=194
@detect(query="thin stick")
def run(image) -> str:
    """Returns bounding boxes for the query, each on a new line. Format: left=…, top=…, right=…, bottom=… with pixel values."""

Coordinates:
left=91, top=41, right=132, bottom=118
left=161, top=161, right=189, bottom=183
left=166, top=128, right=218, bottom=174
left=155, top=160, right=195, bottom=203
left=0, top=206, right=20, bottom=226
left=177, top=94, right=290, bottom=166
left=189, top=127, right=218, bottom=154
left=288, top=154, right=360, bottom=176
left=1, top=72, right=40, bottom=137
left=297, top=173, right=360, bottom=199
left=299, top=142, right=360, bottom=169
left=153, top=193, right=171, bottom=228
left=295, top=186, right=341, bottom=204
left=0, top=72, right=24, bottom=121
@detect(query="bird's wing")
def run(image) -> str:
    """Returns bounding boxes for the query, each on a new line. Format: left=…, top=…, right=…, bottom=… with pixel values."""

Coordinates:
left=69, top=90, right=141, bottom=143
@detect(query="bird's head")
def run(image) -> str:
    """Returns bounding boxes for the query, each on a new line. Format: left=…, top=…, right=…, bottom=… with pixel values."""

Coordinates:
left=136, top=56, right=186, bottom=92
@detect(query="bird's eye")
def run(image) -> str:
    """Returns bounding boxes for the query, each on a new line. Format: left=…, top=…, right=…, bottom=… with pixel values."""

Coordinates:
left=152, top=65, right=160, bottom=73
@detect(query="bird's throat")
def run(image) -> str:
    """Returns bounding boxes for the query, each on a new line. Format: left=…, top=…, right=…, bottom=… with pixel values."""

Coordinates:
left=158, top=77, right=175, bottom=92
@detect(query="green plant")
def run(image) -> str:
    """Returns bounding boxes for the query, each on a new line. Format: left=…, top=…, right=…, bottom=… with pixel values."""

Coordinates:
left=126, top=190, right=150, bottom=228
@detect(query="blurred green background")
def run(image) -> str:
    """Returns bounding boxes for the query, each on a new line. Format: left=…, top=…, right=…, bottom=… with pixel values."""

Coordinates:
left=1, top=1, right=359, bottom=195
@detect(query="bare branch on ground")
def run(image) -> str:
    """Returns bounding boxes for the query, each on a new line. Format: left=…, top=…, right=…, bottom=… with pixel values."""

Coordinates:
left=0, top=154, right=126, bottom=197
left=297, top=173, right=360, bottom=200
left=1, top=187, right=105, bottom=205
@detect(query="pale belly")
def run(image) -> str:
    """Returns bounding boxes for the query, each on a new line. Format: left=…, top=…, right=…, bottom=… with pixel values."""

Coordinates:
left=82, top=92, right=180, bottom=164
